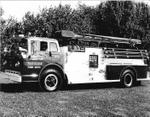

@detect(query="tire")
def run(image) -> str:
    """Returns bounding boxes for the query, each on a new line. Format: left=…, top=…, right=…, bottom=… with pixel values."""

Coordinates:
left=39, top=69, right=63, bottom=92
left=120, top=69, right=136, bottom=88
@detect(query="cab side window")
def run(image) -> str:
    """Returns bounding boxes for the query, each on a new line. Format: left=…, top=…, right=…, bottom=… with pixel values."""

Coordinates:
left=31, top=40, right=39, bottom=55
left=40, top=41, right=48, bottom=51
left=49, top=42, right=58, bottom=52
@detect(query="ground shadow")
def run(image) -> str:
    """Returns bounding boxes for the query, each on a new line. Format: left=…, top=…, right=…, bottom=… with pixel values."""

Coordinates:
left=0, top=81, right=147, bottom=93
left=0, top=83, right=42, bottom=93
left=65, top=82, right=121, bottom=91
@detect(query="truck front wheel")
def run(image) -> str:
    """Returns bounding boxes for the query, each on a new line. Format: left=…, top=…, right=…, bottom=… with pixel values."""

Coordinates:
left=40, top=69, right=63, bottom=92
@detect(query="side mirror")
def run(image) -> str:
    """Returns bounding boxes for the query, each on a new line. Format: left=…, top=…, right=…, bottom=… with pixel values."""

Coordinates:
left=28, top=55, right=31, bottom=59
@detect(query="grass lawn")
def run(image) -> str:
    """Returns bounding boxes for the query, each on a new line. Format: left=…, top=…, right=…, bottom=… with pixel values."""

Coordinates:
left=0, top=81, right=149, bottom=117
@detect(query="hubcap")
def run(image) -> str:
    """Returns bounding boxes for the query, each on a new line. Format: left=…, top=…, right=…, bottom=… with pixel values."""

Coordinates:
left=124, top=74, right=133, bottom=87
left=45, top=74, right=58, bottom=91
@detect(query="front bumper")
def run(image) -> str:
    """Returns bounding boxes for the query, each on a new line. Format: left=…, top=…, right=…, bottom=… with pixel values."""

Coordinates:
left=0, top=70, right=22, bottom=84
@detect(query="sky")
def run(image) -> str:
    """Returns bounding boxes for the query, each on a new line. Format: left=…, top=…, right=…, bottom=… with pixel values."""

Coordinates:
left=0, top=0, right=150, bottom=21
left=0, top=0, right=102, bottom=21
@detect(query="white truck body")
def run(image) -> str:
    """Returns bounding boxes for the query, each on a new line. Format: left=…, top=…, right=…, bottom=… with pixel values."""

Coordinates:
left=61, top=46, right=150, bottom=84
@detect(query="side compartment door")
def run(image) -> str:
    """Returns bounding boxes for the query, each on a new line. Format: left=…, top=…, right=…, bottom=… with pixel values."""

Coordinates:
left=64, top=46, right=89, bottom=84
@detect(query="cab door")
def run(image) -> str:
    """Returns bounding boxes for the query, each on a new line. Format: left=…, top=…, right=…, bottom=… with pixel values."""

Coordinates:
left=30, top=40, right=50, bottom=60
left=49, top=42, right=63, bottom=65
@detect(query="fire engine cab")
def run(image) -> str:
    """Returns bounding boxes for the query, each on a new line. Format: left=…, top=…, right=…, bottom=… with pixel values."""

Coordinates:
left=2, top=30, right=150, bottom=91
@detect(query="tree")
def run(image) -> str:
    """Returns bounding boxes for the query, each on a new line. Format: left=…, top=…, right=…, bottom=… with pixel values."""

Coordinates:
left=22, top=5, right=73, bottom=37
left=69, top=4, right=96, bottom=34
left=0, top=7, right=4, bottom=70
left=125, top=2, right=150, bottom=40
left=94, top=1, right=134, bottom=37
left=23, top=12, right=37, bottom=36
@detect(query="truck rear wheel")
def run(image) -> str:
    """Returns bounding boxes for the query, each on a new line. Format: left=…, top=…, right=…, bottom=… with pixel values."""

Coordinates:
left=120, top=69, right=136, bottom=88
left=39, top=69, right=63, bottom=92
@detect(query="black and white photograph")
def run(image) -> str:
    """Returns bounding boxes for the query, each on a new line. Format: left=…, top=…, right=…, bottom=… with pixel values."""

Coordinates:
left=0, top=0, right=150, bottom=116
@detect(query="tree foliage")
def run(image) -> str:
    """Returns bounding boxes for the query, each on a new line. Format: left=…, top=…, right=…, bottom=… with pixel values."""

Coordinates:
left=2, top=1, right=150, bottom=42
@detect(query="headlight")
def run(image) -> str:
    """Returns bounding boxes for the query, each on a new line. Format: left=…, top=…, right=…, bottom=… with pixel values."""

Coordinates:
left=15, top=61, right=20, bottom=67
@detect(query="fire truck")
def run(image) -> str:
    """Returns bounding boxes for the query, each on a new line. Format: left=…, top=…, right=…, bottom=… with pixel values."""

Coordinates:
left=1, top=30, right=150, bottom=91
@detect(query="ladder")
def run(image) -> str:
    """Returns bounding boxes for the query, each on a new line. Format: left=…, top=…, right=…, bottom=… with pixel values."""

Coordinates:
left=83, top=34, right=141, bottom=45
left=56, top=30, right=142, bottom=47
left=103, top=48, right=148, bottom=59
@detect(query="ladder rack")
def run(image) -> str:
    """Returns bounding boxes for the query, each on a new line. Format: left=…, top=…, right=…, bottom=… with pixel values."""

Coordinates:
left=103, top=48, right=148, bottom=59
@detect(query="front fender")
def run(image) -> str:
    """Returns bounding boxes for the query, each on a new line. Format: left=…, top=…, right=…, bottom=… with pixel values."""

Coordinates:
left=39, top=63, right=65, bottom=81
